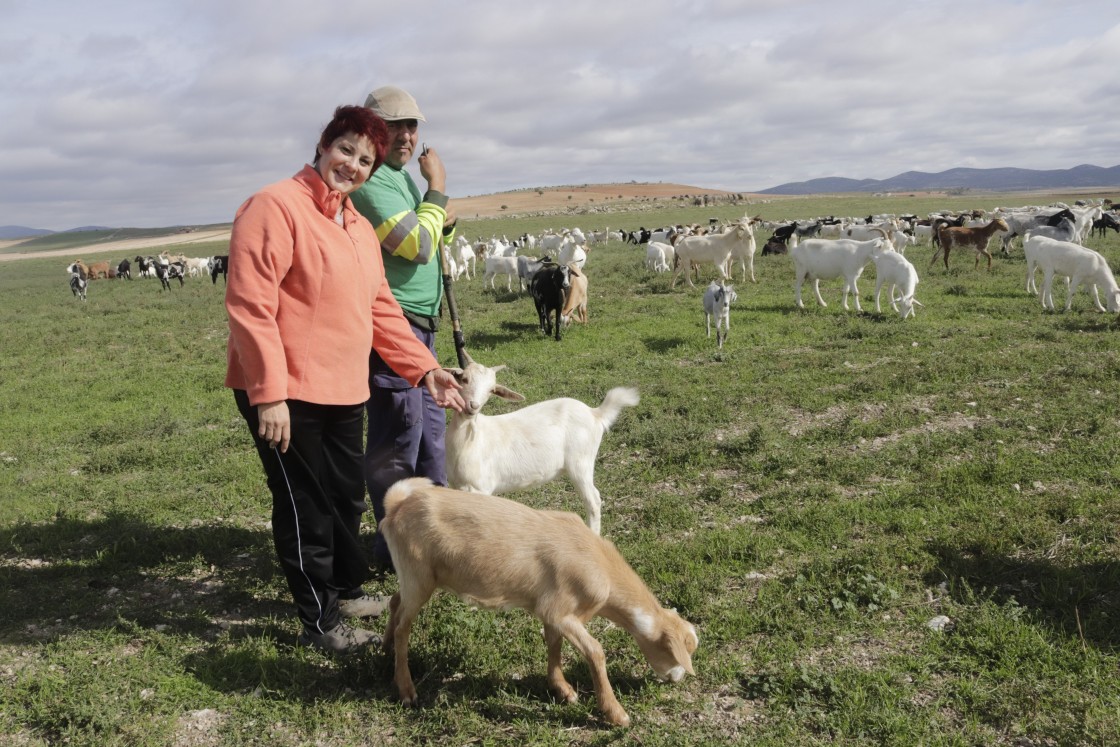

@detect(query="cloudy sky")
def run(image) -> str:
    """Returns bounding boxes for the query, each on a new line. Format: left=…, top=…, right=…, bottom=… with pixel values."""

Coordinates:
left=2, top=0, right=1118, bottom=231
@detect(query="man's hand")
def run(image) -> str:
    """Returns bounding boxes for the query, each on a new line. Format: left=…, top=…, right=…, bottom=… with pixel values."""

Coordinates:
left=418, top=146, right=447, bottom=194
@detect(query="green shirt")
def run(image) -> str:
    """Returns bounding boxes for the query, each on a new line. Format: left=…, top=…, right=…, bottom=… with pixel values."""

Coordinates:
left=350, top=165, right=454, bottom=317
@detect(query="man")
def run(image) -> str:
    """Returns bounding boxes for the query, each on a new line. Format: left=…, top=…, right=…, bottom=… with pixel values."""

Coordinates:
left=352, top=85, right=458, bottom=580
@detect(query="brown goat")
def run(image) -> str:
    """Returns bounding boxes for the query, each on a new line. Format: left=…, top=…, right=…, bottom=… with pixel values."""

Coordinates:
left=931, top=218, right=1010, bottom=271
left=86, top=260, right=111, bottom=280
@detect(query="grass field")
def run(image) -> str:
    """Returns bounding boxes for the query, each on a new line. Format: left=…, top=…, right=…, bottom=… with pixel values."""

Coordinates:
left=2, top=192, right=1119, bottom=745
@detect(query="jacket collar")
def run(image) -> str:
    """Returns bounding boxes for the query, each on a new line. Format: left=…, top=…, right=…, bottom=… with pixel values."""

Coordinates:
left=294, top=164, right=348, bottom=221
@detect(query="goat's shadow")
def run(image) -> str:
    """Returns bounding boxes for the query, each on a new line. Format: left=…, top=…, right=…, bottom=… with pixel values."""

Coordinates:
left=926, top=541, right=1120, bottom=651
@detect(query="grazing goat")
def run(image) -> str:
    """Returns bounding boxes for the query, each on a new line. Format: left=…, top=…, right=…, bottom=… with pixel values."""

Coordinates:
left=529, top=263, right=571, bottom=340
left=379, top=477, right=697, bottom=728
left=702, top=281, right=737, bottom=348
left=871, top=247, right=921, bottom=318
left=1026, top=236, right=1120, bottom=312
left=116, top=258, right=131, bottom=280
left=1093, top=213, right=1120, bottom=239
left=931, top=218, right=1010, bottom=271
left=444, top=351, right=639, bottom=535
left=791, top=233, right=889, bottom=311
left=670, top=220, right=752, bottom=288
left=560, top=264, right=588, bottom=326
left=645, top=243, right=671, bottom=273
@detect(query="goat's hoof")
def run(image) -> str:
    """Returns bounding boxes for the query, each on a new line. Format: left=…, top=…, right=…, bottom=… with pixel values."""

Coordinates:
left=603, top=708, right=632, bottom=728
left=551, top=683, right=578, bottom=704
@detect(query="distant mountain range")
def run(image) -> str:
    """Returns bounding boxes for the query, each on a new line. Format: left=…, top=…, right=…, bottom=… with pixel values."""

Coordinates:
left=0, top=225, right=111, bottom=240
left=759, top=164, right=1120, bottom=195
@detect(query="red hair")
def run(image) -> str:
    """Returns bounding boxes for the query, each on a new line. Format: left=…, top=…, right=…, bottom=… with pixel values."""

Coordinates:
left=315, top=105, right=389, bottom=177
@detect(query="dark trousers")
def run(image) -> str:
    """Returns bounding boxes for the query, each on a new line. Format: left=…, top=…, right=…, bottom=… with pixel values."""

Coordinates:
left=235, top=390, right=368, bottom=634
left=364, top=323, right=447, bottom=568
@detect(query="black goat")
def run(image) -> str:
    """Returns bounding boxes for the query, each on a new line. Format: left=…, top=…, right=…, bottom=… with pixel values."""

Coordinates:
left=210, top=255, right=229, bottom=284
left=530, top=263, right=571, bottom=341
left=760, top=234, right=789, bottom=256
left=770, top=223, right=797, bottom=243
left=116, top=258, right=131, bottom=280
left=1094, top=213, right=1120, bottom=239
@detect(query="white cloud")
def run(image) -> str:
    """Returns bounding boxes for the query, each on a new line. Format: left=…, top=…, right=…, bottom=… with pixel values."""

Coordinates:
left=0, top=0, right=1117, bottom=229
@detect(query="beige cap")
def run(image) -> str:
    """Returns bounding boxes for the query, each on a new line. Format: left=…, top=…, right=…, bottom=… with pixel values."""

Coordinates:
left=363, top=85, right=426, bottom=122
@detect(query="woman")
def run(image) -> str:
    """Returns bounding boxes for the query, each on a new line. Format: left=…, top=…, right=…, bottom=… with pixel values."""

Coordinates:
left=225, top=105, right=463, bottom=655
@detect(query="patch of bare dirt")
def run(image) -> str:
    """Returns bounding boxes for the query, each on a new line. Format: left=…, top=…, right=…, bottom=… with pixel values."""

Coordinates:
left=0, top=229, right=233, bottom=263
left=451, top=182, right=756, bottom=220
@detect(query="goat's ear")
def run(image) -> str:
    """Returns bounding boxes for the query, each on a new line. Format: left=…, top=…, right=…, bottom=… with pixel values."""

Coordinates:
left=446, top=367, right=465, bottom=382
left=493, top=385, right=525, bottom=402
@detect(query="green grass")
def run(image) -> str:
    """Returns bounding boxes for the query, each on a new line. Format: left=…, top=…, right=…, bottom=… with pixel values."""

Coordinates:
left=2, top=191, right=1120, bottom=745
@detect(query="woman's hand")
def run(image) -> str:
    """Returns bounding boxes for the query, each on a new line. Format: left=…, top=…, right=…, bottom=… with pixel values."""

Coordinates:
left=257, top=400, right=291, bottom=453
left=423, top=369, right=464, bottom=412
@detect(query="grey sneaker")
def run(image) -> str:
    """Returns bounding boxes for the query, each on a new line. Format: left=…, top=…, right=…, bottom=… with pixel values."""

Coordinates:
left=297, top=622, right=381, bottom=655
left=339, top=593, right=390, bottom=619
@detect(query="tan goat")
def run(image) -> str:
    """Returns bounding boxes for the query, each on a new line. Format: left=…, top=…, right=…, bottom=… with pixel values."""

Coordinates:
left=379, top=477, right=699, bottom=728
left=931, top=218, right=1010, bottom=271
left=560, top=263, right=588, bottom=325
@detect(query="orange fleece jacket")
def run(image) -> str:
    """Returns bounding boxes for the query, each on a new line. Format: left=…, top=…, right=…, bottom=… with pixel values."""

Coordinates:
left=225, top=165, right=439, bottom=406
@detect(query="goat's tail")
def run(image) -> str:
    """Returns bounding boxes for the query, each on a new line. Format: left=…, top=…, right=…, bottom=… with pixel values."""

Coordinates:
left=594, top=387, right=640, bottom=431
left=383, top=476, right=435, bottom=521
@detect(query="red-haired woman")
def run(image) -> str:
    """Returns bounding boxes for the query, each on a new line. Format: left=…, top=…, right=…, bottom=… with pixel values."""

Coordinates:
left=225, top=106, right=463, bottom=655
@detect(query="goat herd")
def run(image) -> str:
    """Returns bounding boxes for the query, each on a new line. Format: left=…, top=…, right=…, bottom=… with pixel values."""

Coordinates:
left=436, top=199, right=1118, bottom=354
left=66, top=252, right=229, bottom=300
left=65, top=201, right=1120, bottom=347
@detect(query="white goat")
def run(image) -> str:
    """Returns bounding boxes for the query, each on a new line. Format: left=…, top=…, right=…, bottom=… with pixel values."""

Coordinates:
left=723, top=221, right=758, bottom=283
left=586, top=228, right=611, bottom=245
left=702, top=281, right=737, bottom=348
left=790, top=232, right=890, bottom=311
left=670, top=220, right=752, bottom=288
left=516, top=255, right=552, bottom=293
left=444, top=351, right=639, bottom=535
left=451, top=236, right=476, bottom=280
left=558, top=237, right=587, bottom=270
left=1026, top=236, right=1120, bottom=312
left=871, top=246, right=921, bottom=318
left=645, top=243, right=671, bottom=273
left=483, top=255, right=520, bottom=292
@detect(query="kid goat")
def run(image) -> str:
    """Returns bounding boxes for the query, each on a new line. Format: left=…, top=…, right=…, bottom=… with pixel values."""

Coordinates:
left=931, top=218, right=1010, bottom=271
left=702, top=281, right=737, bottom=347
left=444, top=350, right=638, bottom=535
